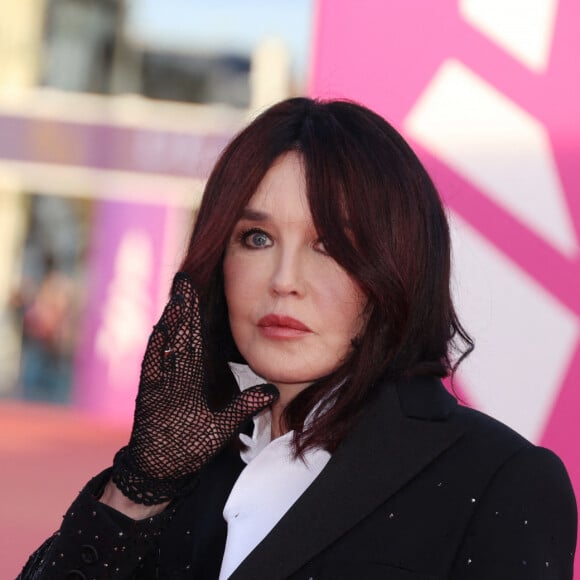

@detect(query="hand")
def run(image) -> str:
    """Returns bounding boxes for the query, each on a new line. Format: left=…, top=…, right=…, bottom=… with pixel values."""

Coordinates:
left=112, top=272, right=278, bottom=504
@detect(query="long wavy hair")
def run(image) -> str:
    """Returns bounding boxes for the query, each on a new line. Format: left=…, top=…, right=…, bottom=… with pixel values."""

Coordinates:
left=180, top=97, right=473, bottom=454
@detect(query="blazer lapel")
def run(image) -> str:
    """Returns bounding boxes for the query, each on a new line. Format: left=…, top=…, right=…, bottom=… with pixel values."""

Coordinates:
left=230, top=377, right=465, bottom=580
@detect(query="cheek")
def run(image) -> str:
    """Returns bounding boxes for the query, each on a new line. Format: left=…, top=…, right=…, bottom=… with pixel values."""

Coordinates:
left=222, top=257, right=235, bottom=303
left=223, top=248, right=249, bottom=291
left=223, top=253, right=260, bottom=325
left=320, top=270, right=367, bottom=335
left=223, top=254, right=239, bottom=322
left=317, top=262, right=368, bottom=320
left=339, top=296, right=368, bottom=341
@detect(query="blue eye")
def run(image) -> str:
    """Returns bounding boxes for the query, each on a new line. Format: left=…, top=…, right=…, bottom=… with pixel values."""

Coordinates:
left=241, top=229, right=272, bottom=248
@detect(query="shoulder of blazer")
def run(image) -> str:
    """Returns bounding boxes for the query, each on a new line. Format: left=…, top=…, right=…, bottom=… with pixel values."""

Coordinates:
left=230, top=375, right=558, bottom=580
left=393, top=374, right=530, bottom=454
left=394, top=374, right=457, bottom=420
left=230, top=376, right=468, bottom=580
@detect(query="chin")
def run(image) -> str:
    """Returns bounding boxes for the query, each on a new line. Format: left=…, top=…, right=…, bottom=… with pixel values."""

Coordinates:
left=245, top=363, right=324, bottom=391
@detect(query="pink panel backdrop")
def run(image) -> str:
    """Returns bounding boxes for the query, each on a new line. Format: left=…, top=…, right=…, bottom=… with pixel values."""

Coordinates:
left=310, top=0, right=579, bottom=570
left=72, top=198, right=182, bottom=422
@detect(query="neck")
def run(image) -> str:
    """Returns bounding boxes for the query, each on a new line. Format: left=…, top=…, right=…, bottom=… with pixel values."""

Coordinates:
left=268, top=381, right=310, bottom=439
left=270, top=393, right=291, bottom=439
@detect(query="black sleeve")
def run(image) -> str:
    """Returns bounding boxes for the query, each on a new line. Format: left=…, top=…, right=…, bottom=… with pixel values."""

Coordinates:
left=450, top=445, right=577, bottom=579
left=18, top=468, right=186, bottom=580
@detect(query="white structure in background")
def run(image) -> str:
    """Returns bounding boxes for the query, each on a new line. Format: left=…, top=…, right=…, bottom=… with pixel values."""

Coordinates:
left=250, top=37, right=291, bottom=113
left=404, top=4, right=579, bottom=442
left=405, top=60, right=577, bottom=259
left=449, top=214, right=578, bottom=443
left=95, top=230, right=154, bottom=388
left=0, top=0, right=45, bottom=394
left=460, top=0, right=558, bottom=72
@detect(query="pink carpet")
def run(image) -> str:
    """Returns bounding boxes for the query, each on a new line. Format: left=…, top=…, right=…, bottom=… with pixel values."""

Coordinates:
left=0, top=401, right=129, bottom=578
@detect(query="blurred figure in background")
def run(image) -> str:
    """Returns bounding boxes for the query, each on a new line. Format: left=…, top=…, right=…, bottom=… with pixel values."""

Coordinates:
left=11, top=196, right=83, bottom=403
left=16, top=253, right=76, bottom=402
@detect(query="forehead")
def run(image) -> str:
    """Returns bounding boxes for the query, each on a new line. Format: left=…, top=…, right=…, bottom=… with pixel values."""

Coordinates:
left=243, top=151, right=311, bottom=223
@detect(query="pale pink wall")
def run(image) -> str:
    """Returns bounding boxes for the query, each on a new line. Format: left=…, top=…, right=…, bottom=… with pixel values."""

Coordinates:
left=310, top=0, right=579, bottom=571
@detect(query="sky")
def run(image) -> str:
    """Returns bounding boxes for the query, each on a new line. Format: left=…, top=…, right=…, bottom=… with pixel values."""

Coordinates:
left=126, top=0, right=314, bottom=79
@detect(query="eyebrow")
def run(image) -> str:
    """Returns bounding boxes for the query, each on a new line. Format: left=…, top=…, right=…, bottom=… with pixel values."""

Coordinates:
left=239, top=208, right=270, bottom=221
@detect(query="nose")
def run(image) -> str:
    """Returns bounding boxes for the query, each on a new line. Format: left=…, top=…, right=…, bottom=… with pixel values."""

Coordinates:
left=269, top=246, right=304, bottom=297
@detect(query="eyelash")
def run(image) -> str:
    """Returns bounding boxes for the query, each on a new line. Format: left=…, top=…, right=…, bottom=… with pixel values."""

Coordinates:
left=237, top=228, right=272, bottom=249
left=235, top=227, right=329, bottom=254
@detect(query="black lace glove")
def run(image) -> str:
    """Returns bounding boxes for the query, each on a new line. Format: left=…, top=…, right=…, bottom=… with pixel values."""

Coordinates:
left=112, top=272, right=278, bottom=505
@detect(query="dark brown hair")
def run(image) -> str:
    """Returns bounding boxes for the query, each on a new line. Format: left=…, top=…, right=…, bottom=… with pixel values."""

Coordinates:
left=181, top=97, right=473, bottom=454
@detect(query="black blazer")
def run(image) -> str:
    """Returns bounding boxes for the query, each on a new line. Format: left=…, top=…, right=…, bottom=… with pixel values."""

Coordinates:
left=21, top=376, right=577, bottom=579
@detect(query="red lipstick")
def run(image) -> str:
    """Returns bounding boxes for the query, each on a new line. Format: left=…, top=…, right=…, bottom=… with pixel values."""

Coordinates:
left=257, top=314, right=312, bottom=339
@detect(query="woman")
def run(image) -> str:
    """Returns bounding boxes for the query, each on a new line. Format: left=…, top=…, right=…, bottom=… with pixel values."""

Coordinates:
left=21, top=98, right=577, bottom=579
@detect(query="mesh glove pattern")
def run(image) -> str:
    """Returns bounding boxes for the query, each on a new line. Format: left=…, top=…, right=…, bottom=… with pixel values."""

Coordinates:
left=112, top=272, right=278, bottom=505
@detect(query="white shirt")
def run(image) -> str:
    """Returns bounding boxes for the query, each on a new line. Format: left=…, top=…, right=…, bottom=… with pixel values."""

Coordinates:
left=218, top=365, right=332, bottom=580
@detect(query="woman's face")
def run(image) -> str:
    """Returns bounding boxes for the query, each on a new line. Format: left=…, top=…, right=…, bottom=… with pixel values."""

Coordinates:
left=223, top=152, right=367, bottom=399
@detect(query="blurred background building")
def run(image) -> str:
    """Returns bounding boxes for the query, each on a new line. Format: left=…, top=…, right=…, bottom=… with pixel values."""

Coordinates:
left=1, top=4, right=313, bottom=571
left=0, top=0, right=313, bottom=408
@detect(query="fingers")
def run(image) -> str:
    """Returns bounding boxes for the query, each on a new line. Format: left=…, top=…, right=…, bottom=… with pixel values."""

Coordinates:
left=168, top=273, right=204, bottom=358
left=140, top=272, right=199, bottom=378
left=165, top=273, right=193, bottom=346
left=221, top=384, right=280, bottom=423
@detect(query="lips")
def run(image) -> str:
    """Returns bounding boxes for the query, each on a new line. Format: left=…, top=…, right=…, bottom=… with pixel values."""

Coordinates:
left=257, top=314, right=312, bottom=338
